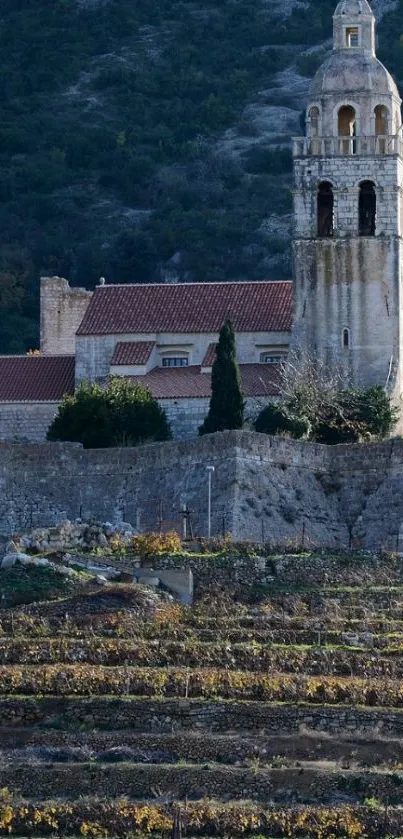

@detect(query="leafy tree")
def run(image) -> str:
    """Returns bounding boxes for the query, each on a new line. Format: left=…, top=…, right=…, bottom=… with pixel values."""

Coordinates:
left=47, top=378, right=171, bottom=448
left=199, top=319, right=244, bottom=435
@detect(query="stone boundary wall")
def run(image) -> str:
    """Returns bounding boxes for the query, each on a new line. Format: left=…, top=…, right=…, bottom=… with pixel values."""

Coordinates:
left=1, top=431, right=403, bottom=548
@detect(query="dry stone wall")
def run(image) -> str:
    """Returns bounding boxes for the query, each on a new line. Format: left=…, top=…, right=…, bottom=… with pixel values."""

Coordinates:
left=2, top=696, right=403, bottom=737
left=1, top=431, right=403, bottom=549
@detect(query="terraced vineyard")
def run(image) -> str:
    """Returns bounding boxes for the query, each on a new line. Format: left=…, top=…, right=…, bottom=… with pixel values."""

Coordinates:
left=3, top=550, right=403, bottom=837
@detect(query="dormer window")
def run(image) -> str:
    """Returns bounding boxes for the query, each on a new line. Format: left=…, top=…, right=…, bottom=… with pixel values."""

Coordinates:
left=162, top=357, right=188, bottom=368
left=260, top=352, right=285, bottom=364
left=346, top=27, right=359, bottom=47
left=262, top=355, right=283, bottom=364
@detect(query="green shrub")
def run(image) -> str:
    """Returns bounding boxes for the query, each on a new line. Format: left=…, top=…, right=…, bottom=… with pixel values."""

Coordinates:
left=255, top=359, right=399, bottom=444
left=255, top=404, right=307, bottom=439
left=47, top=377, right=171, bottom=448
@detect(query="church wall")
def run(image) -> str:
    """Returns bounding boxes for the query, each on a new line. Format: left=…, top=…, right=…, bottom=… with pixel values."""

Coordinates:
left=161, top=396, right=275, bottom=440
left=0, top=404, right=58, bottom=443
left=0, top=397, right=275, bottom=444
left=75, top=331, right=289, bottom=384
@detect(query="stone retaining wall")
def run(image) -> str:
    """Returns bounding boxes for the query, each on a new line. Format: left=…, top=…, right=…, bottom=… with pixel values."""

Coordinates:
left=0, top=762, right=401, bottom=802
left=2, top=431, right=403, bottom=548
left=3, top=696, right=403, bottom=735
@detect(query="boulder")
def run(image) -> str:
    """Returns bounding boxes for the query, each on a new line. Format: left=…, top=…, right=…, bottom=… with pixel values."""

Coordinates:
left=1, top=553, right=31, bottom=569
left=56, top=566, right=74, bottom=576
left=31, top=557, right=51, bottom=568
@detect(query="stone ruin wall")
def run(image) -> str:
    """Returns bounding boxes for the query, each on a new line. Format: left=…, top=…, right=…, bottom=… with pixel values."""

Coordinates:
left=1, top=430, right=403, bottom=550
left=40, top=276, right=92, bottom=356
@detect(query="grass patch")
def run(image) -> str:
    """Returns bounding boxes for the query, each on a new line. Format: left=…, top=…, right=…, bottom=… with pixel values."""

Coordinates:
left=0, top=565, right=88, bottom=608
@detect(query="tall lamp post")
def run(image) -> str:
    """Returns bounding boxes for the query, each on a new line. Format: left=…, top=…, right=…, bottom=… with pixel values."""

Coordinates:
left=206, top=465, right=215, bottom=538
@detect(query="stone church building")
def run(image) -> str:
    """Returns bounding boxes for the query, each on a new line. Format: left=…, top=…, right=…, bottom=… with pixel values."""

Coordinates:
left=0, top=0, right=401, bottom=441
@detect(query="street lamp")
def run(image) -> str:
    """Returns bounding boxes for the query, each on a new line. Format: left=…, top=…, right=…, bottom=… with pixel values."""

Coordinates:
left=206, top=466, right=215, bottom=538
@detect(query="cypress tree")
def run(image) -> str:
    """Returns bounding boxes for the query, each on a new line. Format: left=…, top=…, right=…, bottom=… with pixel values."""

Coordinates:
left=199, top=318, right=244, bottom=435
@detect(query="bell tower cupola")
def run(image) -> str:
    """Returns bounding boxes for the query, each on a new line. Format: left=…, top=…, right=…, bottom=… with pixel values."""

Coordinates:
left=292, top=0, right=403, bottom=404
left=333, top=0, right=375, bottom=55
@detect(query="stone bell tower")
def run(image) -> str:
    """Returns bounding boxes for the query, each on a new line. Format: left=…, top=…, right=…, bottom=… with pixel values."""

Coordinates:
left=292, top=0, right=403, bottom=396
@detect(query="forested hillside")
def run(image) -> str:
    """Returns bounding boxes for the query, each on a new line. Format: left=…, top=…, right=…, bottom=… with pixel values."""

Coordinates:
left=0, top=0, right=402, bottom=352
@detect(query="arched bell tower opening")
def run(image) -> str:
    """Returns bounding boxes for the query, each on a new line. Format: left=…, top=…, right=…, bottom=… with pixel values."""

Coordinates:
left=308, top=106, right=320, bottom=137
left=338, top=105, right=357, bottom=153
left=338, top=105, right=356, bottom=136
left=292, top=0, right=403, bottom=399
left=375, top=105, right=388, bottom=135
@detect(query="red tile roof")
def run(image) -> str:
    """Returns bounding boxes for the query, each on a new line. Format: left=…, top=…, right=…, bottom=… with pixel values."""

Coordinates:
left=0, top=355, right=75, bottom=402
left=130, top=363, right=281, bottom=399
left=110, top=341, right=155, bottom=366
left=201, top=343, right=217, bottom=367
left=77, top=281, right=292, bottom=336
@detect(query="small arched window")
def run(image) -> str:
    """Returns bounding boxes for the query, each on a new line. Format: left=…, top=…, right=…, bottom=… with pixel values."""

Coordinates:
left=317, top=181, right=334, bottom=237
left=359, top=181, right=376, bottom=236
left=308, top=106, right=320, bottom=137
left=375, top=105, right=388, bottom=136
left=342, top=328, right=350, bottom=349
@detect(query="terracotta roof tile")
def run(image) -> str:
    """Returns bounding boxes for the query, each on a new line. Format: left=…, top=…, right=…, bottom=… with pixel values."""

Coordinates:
left=0, top=355, right=75, bottom=402
left=111, top=341, right=155, bottom=366
left=130, top=363, right=281, bottom=400
left=77, top=281, right=292, bottom=336
left=201, top=343, right=217, bottom=367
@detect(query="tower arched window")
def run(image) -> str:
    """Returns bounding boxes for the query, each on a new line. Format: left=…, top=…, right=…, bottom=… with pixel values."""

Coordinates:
left=359, top=181, right=376, bottom=236
left=342, top=328, right=350, bottom=349
left=317, top=181, right=334, bottom=237
left=308, top=106, right=320, bottom=137
left=375, top=105, right=389, bottom=136
left=338, top=105, right=357, bottom=154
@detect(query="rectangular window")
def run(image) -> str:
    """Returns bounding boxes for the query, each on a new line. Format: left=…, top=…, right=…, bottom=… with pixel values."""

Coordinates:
left=162, top=357, right=189, bottom=368
left=346, top=27, right=359, bottom=47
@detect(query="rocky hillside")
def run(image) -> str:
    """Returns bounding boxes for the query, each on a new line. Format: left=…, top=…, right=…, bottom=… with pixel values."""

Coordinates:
left=0, top=0, right=401, bottom=351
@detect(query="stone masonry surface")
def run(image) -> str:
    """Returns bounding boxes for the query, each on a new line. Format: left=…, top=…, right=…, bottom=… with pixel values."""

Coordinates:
left=2, top=431, right=403, bottom=549
left=0, top=404, right=58, bottom=443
